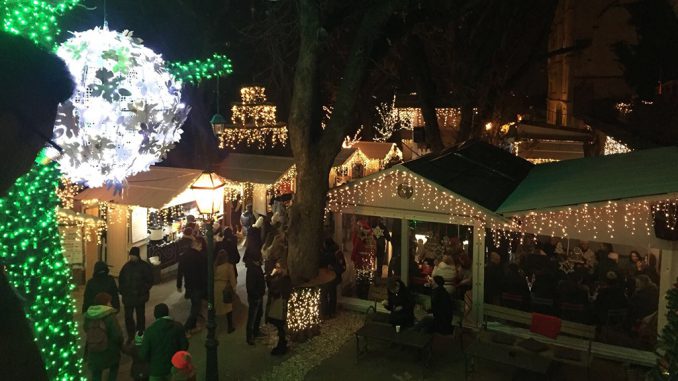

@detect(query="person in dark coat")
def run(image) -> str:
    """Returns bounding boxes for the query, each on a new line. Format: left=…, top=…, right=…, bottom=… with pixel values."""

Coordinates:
left=119, top=247, right=154, bottom=342
left=266, top=261, right=293, bottom=355
left=83, top=261, right=121, bottom=313
left=418, top=276, right=454, bottom=334
left=244, top=217, right=264, bottom=264
left=245, top=260, right=266, bottom=345
left=501, top=263, right=530, bottom=310
left=215, top=227, right=240, bottom=276
left=594, top=271, right=628, bottom=324
left=240, top=204, right=255, bottom=236
left=484, top=252, right=504, bottom=304
left=385, top=277, right=415, bottom=327
left=320, top=238, right=346, bottom=317
left=628, top=275, right=659, bottom=323
left=83, top=292, right=123, bottom=381
left=140, top=304, right=188, bottom=381
left=371, top=218, right=391, bottom=281
left=176, top=239, right=207, bottom=333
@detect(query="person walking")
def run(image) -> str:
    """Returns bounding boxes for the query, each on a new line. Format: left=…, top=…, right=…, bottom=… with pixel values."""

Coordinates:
left=266, top=260, right=292, bottom=355
left=244, top=217, right=264, bottom=264
left=119, top=247, right=154, bottom=342
left=214, top=249, right=237, bottom=333
left=83, top=261, right=120, bottom=313
left=177, top=238, right=207, bottom=334
left=83, top=292, right=123, bottom=381
left=245, top=259, right=266, bottom=345
left=140, top=304, right=188, bottom=381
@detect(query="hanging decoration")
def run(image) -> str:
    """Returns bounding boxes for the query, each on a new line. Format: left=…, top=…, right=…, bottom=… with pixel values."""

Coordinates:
left=51, top=27, right=189, bottom=187
left=168, top=53, right=233, bottom=84
left=287, top=286, right=321, bottom=338
left=216, top=85, right=288, bottom=149
left=0, top=156, right=83, bottom=380
left=56, top=177, right=83, bottom=209
left=57, top=208, right=106, bottom=244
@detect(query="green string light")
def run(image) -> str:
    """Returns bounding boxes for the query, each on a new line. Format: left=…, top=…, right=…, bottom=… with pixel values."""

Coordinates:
left=1, top=0, right=81, bottom=48
left=168, top=53, right=234, bottom=84
left=0, top=155, right=84, bottom=380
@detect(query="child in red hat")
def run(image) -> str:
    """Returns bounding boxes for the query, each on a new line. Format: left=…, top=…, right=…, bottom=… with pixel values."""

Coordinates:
left=170, top=351, right=195, bottom=381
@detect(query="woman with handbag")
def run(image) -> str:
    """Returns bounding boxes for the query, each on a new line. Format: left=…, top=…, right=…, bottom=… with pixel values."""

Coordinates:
left=214, top=249, right=237, bottom=333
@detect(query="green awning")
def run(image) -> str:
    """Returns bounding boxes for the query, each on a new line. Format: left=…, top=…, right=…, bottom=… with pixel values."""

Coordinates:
left=497, top=146, right=678, bottom=213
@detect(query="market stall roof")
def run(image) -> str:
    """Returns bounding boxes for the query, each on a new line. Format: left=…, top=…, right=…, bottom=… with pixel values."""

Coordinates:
left=510, top=120, right=593, bottom=142
left=212, top=153, right=294, bottom=184
left=76, top=166, right=203, bottom=209
left=333, top=147, right=357, bottom=166
left=497, top=146, right=678, bottom=213
left=352, top=141, right=398, bottom=160
left=402, top=140, right=533, bottom=211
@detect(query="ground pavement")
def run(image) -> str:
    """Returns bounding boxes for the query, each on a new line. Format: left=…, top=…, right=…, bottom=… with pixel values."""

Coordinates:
left=72, top=263, right=647, bottom=381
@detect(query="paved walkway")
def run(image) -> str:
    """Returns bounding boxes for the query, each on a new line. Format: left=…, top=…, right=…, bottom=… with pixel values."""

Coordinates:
left=72, top=262, right=647, bottom=381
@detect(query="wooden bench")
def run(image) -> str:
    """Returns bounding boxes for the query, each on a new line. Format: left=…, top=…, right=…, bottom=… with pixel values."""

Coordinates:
left=464, top=304, right=596, bottom=380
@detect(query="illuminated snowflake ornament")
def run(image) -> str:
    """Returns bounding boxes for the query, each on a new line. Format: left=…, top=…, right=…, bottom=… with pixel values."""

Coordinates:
left=52, top=26, right=189, bottom=187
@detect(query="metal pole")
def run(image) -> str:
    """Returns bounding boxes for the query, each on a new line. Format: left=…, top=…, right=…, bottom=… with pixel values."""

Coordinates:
left=205, top=220, right=219, bottom=381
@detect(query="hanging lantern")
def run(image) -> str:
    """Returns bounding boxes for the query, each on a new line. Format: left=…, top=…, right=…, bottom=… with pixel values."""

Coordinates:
left=190, top=171, right=226, bottom=217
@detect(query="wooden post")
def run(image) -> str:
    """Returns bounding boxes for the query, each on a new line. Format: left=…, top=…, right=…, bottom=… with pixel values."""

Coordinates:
left=401, top=218, right=409, bottom=286
left=658, top=242, right=678, bottom=333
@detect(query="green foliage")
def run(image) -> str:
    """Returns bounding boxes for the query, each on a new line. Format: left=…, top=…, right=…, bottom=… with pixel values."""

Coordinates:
left=168, top=53, right=233, bottom=84
left=614, top=0, right=678, bottom=99
left=652, top=278, right=678, bottom=380
left=0, top=155, right=84, bottom=380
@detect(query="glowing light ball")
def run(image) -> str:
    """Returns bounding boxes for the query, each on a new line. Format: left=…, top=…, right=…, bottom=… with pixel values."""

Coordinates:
left=52, top=27, right=189, bottom=187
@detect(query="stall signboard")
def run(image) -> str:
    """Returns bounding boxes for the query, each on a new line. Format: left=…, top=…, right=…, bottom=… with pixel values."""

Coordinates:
left=60, top=226, right=84, bottom=264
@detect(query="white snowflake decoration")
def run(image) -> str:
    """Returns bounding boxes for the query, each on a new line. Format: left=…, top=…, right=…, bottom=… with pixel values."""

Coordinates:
left=52, top=27, right=189, bottom=187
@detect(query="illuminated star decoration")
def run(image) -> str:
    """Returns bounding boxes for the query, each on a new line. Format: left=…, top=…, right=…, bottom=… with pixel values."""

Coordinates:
left=52, top=27, right=189, bottom=187
left=373, top=225, right=384, bottom=239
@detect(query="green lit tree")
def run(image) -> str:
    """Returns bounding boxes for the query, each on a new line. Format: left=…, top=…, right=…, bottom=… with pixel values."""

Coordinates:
left=653, top=277, right=678, bottom=380
left=0, top=157, right=83, bottom=380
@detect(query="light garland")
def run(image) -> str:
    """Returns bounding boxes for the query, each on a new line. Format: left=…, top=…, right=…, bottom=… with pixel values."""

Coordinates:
left=342, top=126, right=363, bottom=148
left=396, top=107, right=461, bottom=129
left=1, top=0, right=80, bottom=47
left=168, top=53, right=233, bottom=84
left=56, top=177, right=83, bottom=209
left=287, top=287, right=321, bottom=334
left=603, top=136, right=632, bottom=155
left=374, top=96, right=411, bottom=142
left=0, top=157, right=83, bottom=380
left=57, top=208, right=106, bottom=244
left=217, top=86, right=288, bottom=149
left=52, top=27, right=189, bottom=187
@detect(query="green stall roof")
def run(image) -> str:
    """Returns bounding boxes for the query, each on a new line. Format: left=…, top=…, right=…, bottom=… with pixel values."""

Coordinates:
left=497, top=146, right=678, bottom=214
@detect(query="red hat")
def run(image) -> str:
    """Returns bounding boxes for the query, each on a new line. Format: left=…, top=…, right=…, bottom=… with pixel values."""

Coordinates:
left=171, top=351, right=193, bottom=372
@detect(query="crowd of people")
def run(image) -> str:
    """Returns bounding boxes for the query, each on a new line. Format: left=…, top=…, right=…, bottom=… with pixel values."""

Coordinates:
left=483, top=238, right=660, bottom=349
left=80, top=204, right=296, bottom=380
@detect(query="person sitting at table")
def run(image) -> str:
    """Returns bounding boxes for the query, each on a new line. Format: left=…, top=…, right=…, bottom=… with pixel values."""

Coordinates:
left=558, top=272, right=590, bottom=306
left=501, top=263, right=530, bottom=310
left=432, top=254, right=457, bottom=295
left=454, top=254, right=473, bottom=299
left=596, top=251, right=621, bottom=282
left=384, top=276, right=415, bottom=327
left=484, top=252, right=504, bottom=304
left=416, top=276, right=454, bottom=334
left=628, top=275, right=659, bottom=324
left=594, top=271, right=628, bottom=324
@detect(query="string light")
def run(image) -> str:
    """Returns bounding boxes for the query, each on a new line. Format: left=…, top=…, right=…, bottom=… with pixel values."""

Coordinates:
left=1, top=0, right=80, bottom=47
left=57, top=208, right=106, bottom=244
left=217, top=86, right=288, bottom=149
left=342, top=126, right=363, bottom=148
left=287, top=287, right=321, bottom=334
left=603, top=136, right=632, bottom=155
left=374, top=96, right=412, bottom=142
left=56, top=177, right=83, bottom=209
left=0, top=156, right=84, bottom=380
left=168, top=53, right=233, bottom=84
left=396, top=107, right=461, bottom=129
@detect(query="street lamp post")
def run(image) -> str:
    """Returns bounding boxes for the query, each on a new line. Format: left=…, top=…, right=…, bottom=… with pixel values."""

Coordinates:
left=191, top=171, right=226, bottom=381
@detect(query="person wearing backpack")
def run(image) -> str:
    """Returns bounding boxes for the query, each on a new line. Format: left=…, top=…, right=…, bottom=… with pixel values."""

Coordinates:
left=84, top=292, right=123, bottom=381
left=141, top=303, right=188, bottom=381
left=320, top=238, right=346, bottom=318
left=119, top=246, right=154, bottom=342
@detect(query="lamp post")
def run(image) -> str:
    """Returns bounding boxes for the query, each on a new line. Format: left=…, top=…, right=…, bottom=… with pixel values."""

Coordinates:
left=190, top=171, right=226, bottom=381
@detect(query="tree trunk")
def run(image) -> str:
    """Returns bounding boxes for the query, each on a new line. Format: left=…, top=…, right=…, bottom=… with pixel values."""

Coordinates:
left=457, top=102, right=476, bottom=142
left=408, top=35, right=445, bottom=153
